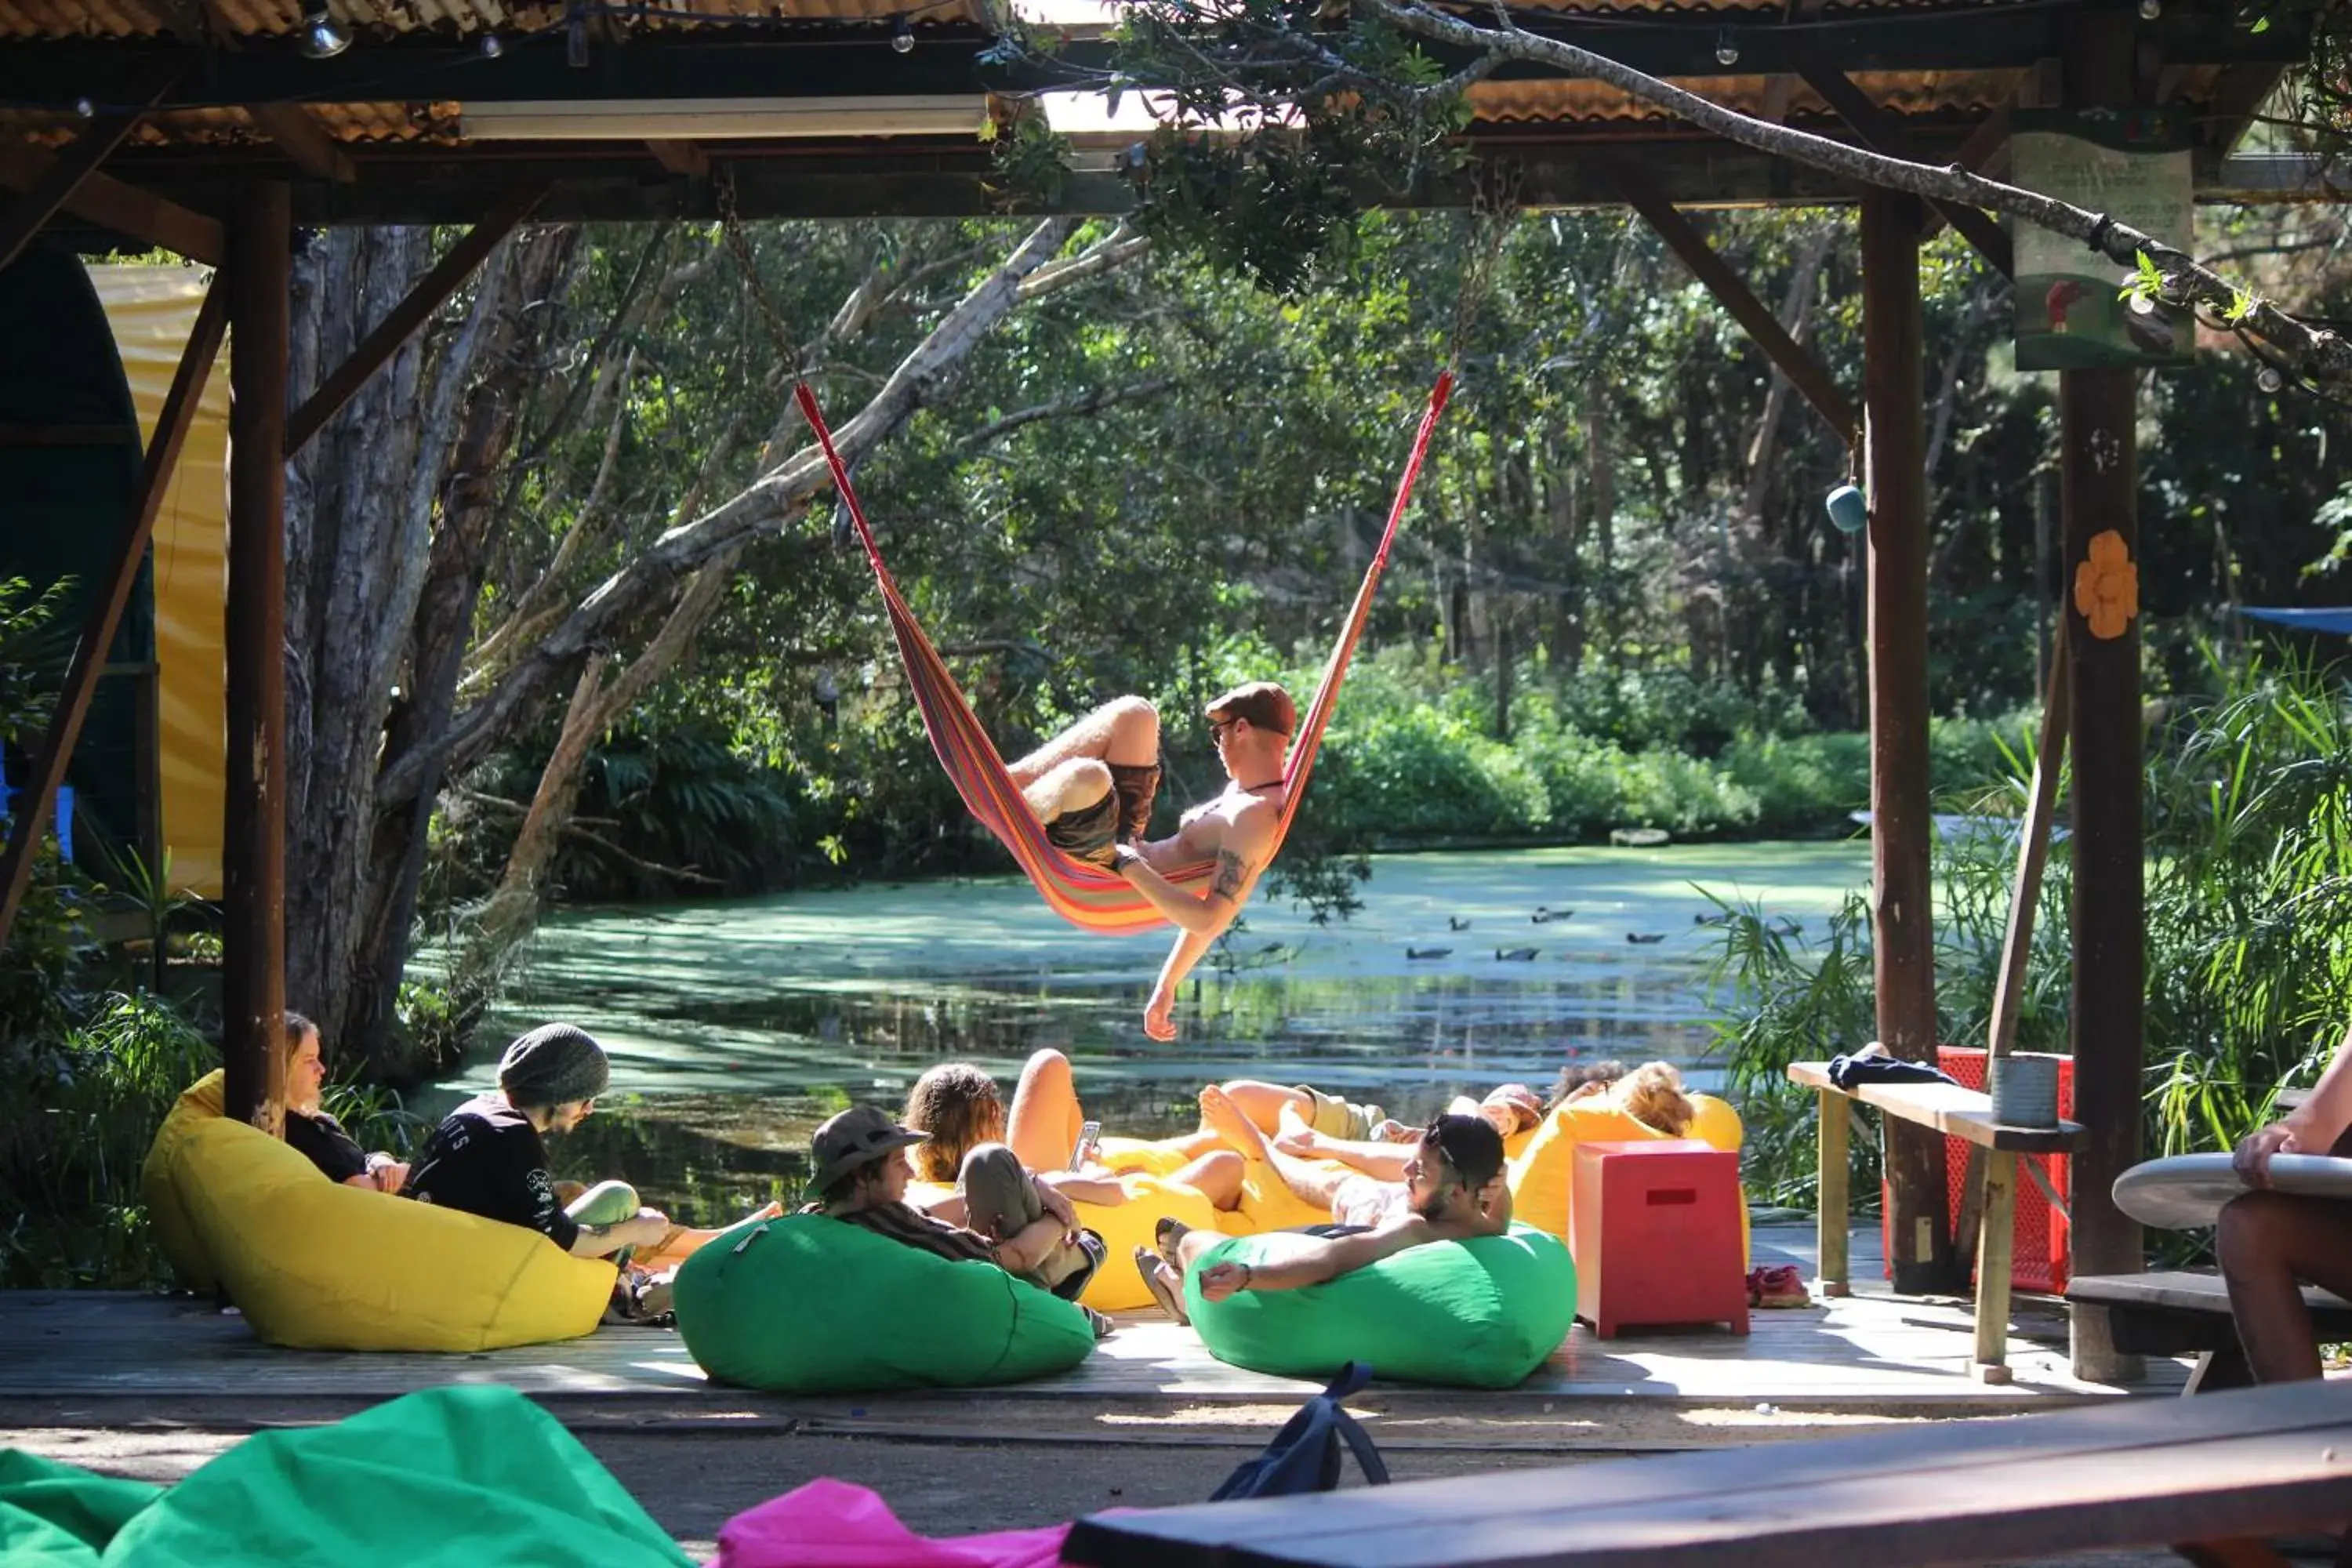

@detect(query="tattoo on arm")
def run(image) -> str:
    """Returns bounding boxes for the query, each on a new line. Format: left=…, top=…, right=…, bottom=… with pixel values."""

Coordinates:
left=1211, top=848, right=1249, bottom=902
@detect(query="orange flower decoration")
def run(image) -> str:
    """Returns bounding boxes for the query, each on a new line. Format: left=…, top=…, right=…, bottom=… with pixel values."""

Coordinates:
left=2073, top=529, right=2139, bottom=641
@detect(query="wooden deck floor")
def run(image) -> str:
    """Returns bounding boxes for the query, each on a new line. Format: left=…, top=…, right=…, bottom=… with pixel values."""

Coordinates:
left=0, top=1228, right=2186, bottom=1407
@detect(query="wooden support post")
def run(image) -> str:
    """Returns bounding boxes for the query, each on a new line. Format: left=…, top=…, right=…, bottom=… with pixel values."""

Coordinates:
left=284, top=185, right=543, bottom=456
left=0, top=281, right=227, bottom=953
left=1817, top=1088, right=1852, bottom=1296
left=1861, top=187, right=1953, bottom=1296
left=223, top=183, right=289, bottom=1138
left=1604, top=165, right=1859, bottom=445
left=1973, top=1149, right=2019, bottom=1382
left=0, top=114, right=144, bottom=272
left=2064, top=10, right=2147, bottom=1386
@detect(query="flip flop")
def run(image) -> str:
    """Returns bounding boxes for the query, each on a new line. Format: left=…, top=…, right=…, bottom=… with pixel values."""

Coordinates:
left=1152, top=1217, right=1192, bottom=1272
left=1132, top=1245, right=1189, bottom=1326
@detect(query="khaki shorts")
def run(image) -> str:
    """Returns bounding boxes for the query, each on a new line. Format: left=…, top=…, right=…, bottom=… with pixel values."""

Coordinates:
left=960, top=1143, right=1100, bottom=1297
left=1295, top=1086, right=1387, bottom=1142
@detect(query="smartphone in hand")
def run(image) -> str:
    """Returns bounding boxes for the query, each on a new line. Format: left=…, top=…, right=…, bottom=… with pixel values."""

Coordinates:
left=1069, top=1119, right=1102, bottom=1171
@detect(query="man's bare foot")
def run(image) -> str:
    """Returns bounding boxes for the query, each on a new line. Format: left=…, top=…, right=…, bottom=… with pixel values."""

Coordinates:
left=1369, top=1118, right=1412, bottom=1142
left=1196, top=1084, right=1266, bottom=1157
left=1132, top=1246, right=1189, bottom=1324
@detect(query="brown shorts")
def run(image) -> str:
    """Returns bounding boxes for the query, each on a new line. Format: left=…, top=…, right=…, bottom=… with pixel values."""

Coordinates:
left=1043, top=762, right=1161, bottom=869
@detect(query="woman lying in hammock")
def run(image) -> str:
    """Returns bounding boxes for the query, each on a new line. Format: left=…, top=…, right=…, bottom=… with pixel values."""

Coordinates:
left=1013, top=680, right=1295, bottom=1041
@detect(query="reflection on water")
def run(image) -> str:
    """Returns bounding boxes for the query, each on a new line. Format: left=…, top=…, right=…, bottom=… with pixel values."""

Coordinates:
left=439, top=842, right=1866, bottom=1221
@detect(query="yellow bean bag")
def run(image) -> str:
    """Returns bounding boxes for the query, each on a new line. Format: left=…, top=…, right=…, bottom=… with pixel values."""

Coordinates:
left=1507, top=1094, right=1751, bottom=1261
left=143, top=1069, right=229, bottom=1294
left=1506, top=1103, right=1671, bottom=1241
left=1097, top=1134, right=1339, bottom=1234
left=145, top=1079, right=615, bottom=1351
left=909, top=1171, right=1229, bottom=1311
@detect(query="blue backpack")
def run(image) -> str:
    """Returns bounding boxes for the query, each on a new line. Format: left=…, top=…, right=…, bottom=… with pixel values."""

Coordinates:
left=1210, top=1362, right=1391, bottom=1501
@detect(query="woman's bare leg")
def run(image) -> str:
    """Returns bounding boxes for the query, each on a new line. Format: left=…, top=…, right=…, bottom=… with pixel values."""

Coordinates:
left=1199, top=1085, right=1346, bottom=1210
left=1008, top=1047, right=1087, bottom=1172
left=1215, top=1079, right=1314, bottom=1134
left=1171, top=1148, right=1245, bottom=1210
left=1007, top=697, right=1160, bottom=788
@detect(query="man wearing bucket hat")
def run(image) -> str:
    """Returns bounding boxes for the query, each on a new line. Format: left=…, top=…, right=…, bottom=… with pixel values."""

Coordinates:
left=803, top=1105, right=1113, bottom=1337
left=404, top=1023, right=673, bottom=1260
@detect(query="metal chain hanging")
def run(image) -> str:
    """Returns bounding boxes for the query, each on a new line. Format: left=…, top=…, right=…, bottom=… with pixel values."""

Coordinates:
left=716, top=170, right=804, bottom=380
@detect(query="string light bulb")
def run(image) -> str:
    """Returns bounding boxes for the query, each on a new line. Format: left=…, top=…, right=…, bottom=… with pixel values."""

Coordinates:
left=1713, top=26, right=1739, bottom=65
left=73, top=96, right=95, bottom=118
left=477, top=31, right=503, bottom=56
left=2138, top=0, right=2160, bottom=17
left=297, top=5, right=350, bottom=58
left=890, top=16, right=915, bottom=52
left=2257, top=365, right=2285, bottom=394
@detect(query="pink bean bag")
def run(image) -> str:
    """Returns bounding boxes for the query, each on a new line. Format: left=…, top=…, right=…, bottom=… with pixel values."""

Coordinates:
left=715, top=1479, right=1078, bottom=1568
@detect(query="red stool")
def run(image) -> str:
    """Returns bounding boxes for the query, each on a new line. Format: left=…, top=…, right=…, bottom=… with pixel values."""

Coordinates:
left=1572, top=1139, right=1749, bottom=1338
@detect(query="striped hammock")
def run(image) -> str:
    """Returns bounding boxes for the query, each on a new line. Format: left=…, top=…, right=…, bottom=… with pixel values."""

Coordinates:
left=793, top=373, right=1450, bottom=935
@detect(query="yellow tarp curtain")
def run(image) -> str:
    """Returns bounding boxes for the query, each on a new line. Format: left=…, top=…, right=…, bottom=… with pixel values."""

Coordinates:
left=87, top=263, right=227, bottom=898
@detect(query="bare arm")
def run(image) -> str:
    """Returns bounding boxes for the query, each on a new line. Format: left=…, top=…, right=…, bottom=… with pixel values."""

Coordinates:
left=991, top=1212, right=1074, bottom=1276
left=2241, top=1020, right=2352, bottom=1183
left=1119, top=809, right=1276, bottom=1040
left=1202, top=1219, right=1439, bottom=1297
left=1036, top=1169, right=1127, bottom=1206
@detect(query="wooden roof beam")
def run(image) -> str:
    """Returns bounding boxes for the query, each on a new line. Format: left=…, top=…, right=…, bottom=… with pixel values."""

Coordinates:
left=1602, top=162, right=1857, bottom=446
left=0, top=278, right=227, bottom=954
left=646, top=140, right=709, bottom=177
left=246, top=103, right=358, bottom=184
left=1800, top=66, right=2015, bottom=279
left=0, top=143, right=223, bottom=263
left=285, top=183, right=543, bottom=456
left=0, top=113, right=143, bottom=271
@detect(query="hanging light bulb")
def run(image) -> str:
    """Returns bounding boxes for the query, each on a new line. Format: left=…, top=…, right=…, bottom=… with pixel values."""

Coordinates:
left=73, top=96, right=96, bottom=118
left=297, top=5, right=350, bottom=57
left=890, top=16, right=916, bottom=53
left=2137, top=0, right=2161, bottom=17
left=2257, top=365, right=2285, bottom=394
left=1713, top=26, right=1739, bottom=66
left=477, top=31, right=503, bottom=56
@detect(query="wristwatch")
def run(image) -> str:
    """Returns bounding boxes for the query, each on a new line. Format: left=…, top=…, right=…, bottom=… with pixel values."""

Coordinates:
left=1113, top=845, right=1142, bottom=877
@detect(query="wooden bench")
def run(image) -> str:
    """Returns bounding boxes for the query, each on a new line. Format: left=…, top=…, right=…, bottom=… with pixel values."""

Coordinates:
left=2068, top=1270, right=2352, bottom=1396
left=1787, top=1059, right=2087, bottom=1381
left=1063, top=1378, right=2352, bottom=1567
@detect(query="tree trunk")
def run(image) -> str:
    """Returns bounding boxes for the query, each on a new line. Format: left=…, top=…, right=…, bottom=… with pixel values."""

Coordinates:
left=452, top=543, right=746, bottom=1006
left=282, top=227, right=438, bottom=1068
left=357, top=224, right=583, bottom=1077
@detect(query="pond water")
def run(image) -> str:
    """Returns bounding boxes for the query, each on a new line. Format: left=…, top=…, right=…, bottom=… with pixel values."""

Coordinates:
left=433, top=841, right=1867, bottom=1222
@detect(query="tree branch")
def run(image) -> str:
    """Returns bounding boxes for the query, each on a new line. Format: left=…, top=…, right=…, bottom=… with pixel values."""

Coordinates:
left=1348, top=0, right=2352, bottom=387
left=376, top=215, right=1142, bottom=815
left=958, top=376, right=1177, bottom=449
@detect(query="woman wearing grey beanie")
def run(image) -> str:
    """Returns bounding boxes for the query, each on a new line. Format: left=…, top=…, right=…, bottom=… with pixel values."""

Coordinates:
left=402, top=1023, right=672, bottom=1261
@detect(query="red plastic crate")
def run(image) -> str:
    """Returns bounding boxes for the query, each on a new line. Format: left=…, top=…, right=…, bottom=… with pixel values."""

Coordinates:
left=1880, top=1046, right=2074, bottom=1293
left=1573, top=1139, right=1749, bottom=1338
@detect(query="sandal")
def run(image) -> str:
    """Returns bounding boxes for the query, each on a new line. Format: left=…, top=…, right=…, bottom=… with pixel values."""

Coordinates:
left=1132, top=1245, right=1190, bottom=1326
left=1153, top=1217, right=1192, bottom=1272
left=1747, top=1264, right=1813, bottom=1310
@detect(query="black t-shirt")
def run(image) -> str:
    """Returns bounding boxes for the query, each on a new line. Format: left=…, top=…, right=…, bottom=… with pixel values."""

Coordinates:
left=284, top=1107, right=369, bottom=1185
left=403, top=1093, right=577, bottom=1250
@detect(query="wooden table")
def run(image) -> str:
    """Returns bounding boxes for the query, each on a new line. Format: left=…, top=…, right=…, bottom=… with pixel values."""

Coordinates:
left=1787, top=1060, right=2085, bottom=1381
left=1064, top=1377, right=2352, bottom=1567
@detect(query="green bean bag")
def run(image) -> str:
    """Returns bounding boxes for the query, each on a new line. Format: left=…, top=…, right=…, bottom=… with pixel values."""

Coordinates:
left=1185, top=1222, right=1577, bottom=1388
left=673, top=1212, right=1098, bottom=1392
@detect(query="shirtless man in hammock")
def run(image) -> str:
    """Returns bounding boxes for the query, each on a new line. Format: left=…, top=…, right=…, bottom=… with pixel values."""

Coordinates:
left=1011, top=681, right=1294, bottom=1041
